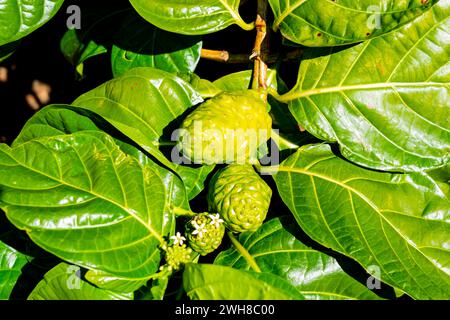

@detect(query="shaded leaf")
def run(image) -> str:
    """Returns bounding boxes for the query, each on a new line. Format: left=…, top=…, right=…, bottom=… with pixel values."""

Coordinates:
left=111, top=13, right=202, bottom=77
left=60, top=29, right=107, bottom=76
left=0, top=41, right=20, bottom=62
left=149, top=276, right=169, bottom=300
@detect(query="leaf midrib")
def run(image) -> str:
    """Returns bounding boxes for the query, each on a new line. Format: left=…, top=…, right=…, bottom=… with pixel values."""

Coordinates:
left=279, top=82, right=448, bottom=102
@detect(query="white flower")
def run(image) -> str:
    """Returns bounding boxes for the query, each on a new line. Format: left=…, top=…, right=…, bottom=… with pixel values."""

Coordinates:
left=170, top=232, right=186, bottom=246
left=209, top=213, right=224, bottom=229
left=191, top=221, right=207, bottom=238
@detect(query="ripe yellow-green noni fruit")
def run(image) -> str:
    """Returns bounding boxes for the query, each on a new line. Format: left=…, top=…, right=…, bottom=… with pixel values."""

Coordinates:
left=208, top=165, right=272, bottom=233
left=177, top=90, right=272, bottom=164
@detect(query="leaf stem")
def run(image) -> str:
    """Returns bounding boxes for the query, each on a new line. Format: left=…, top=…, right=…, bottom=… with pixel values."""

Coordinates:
left=271, top=129, right=300, bottom=150
left=254, top=164, right=279, bottom=175
left=172, top=207, right=196, bottom=217
left=200, top=49, right=230, bottom=63
left=156, top=141, right=177, bottom=147
left=227, top=231, right=261, bottom=273
left=200, top=49, right=303, bottom=64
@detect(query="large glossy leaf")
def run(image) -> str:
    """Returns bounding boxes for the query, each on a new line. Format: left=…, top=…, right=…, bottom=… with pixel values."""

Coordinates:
left=269, top=0, right=438, bottom=46
left=13, top=104, right=190, bottom=210
left=111, top=13, right=202, bottom=77
left=10, top=106, right=190, bottom=293
left=72, top=68, right=213, bottom=198
left=0, top=241, right=29, bottom=299
left=28, top=263, right=132, bottom=300
left=129, top=0, right=254, bottom=35
left=72, top=67, right=202, bottom=163
left=183, top=263, right=305, bottom=300
left=215, top=217, right=381, bottom=300
left=277, top=2, right=450, bottom=172
left=273, top=144, right=450, bottom=299
left=12, top=105, right=190, bottom=212
left=0, top=0, right=64, bottom=46
left=0, top=131, right=172, bottom=279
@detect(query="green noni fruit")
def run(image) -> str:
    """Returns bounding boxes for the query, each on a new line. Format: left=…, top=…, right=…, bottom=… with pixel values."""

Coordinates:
left=177, top=90, right=272, bottom=164
left=208, top=165, right=272, bottom=233
left=185, top=212, right=225, bottom=256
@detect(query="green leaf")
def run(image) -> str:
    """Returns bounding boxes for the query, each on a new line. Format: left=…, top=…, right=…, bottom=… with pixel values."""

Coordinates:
left=0, top=0, right=64, bottom=46
left=273, top=144, right=450, bottom=300
left=173, top=164, right=214, bottom=200
left=215, top=217, right=382, bottom=300
left=60, top=29, right=107, bottom=77
left=183, top=263, right=305, bottom=300
left=0, top=241, right=29, bottom=299
left=1, top=131, right=171, bottom=279
left=428, top=165, right=450, bottom=198
left=277, top=2, right=450, bottom=172
left=12, top=104, right=192, bottom=227
left=85, top=269, right=146, bottom=293
left=149, top=276, right=169, bottom=300
left=72, top=67, right=202, bottom=164
left=13, top=105, right=190, bottom=212
left=129, top=0, right=254, bottom=35
left=59, top=5, right=131, bottom=76
left=178, top=73, right=222, bottom=99
left=28, top=263, right=132, bottom=300
left=72, top=68, right=213, bottom=198
left=269, top=0, right=438, bottom=46
left=12, top=105, right=100, bottom=146
left=111, top=13, right=202, bottom=77
left=213, top=69, right=278, bottom=92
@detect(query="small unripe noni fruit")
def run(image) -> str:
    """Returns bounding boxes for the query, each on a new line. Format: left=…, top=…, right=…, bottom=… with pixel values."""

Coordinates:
left=177, top=90, right=272, bottom=164
left=185, top=213, right=225, bottom=256
left=208, top=165, right=272, bottom=233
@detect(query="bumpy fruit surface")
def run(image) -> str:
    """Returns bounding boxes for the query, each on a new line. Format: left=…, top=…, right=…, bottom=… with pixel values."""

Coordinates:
left=185, top=213, right=225, bottom=256
left=208, top=165, right=272, bottom=233
left=177, top=90, right=272, bottom=164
